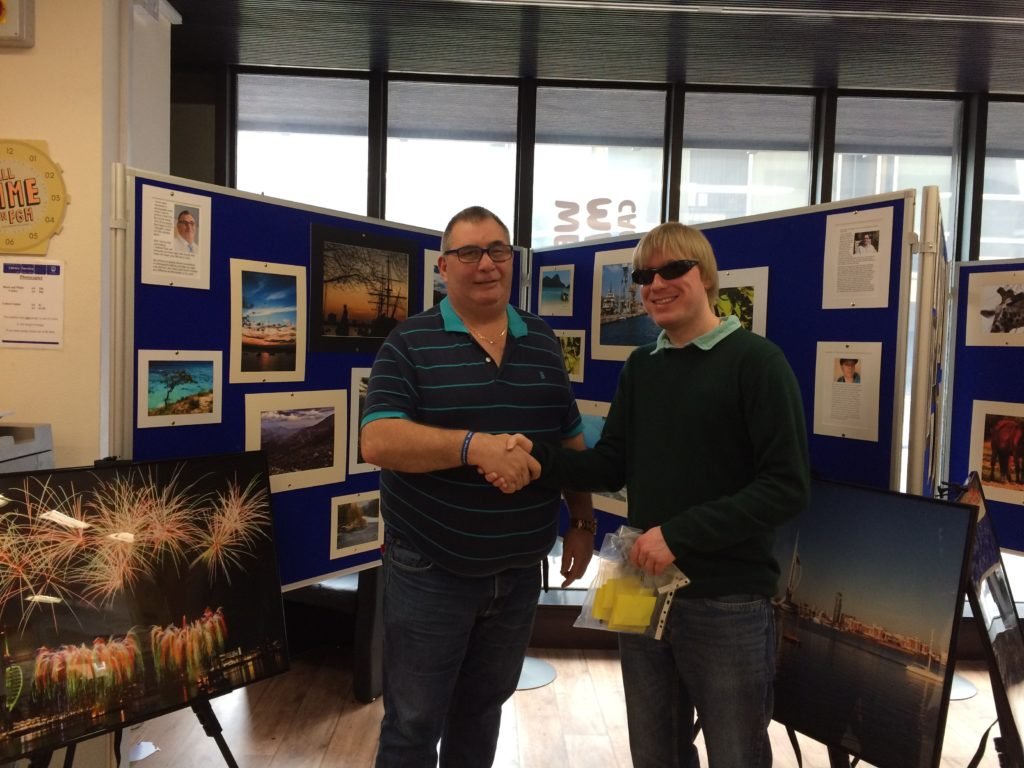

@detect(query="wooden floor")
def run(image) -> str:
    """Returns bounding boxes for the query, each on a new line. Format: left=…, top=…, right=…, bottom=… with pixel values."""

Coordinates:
left=123, top=647, right=1005, bottom=768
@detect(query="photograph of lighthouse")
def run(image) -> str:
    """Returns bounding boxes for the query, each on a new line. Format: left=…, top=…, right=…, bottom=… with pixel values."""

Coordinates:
left=771, top=479, right=974, bottom=768
left=309, top=223, right=418, bottom=354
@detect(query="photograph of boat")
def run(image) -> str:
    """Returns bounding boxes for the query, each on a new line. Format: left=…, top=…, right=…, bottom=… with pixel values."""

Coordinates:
left=590, top=248, right=659, bottom=361
left=771, top=479, right=974, bottom=768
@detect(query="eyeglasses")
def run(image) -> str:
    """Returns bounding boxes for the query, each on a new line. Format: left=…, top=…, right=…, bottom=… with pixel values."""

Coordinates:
left=443, top=244, right=514, bottom=263
left=630, top=259, right=700, bottom=285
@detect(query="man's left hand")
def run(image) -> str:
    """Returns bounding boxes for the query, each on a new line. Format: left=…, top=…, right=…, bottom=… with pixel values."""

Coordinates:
left=560, top=527, right=594, bottom=587
left=628, top=526, right=675, bottom=576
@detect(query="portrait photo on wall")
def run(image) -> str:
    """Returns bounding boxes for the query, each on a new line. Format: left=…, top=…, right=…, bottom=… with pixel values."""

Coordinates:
left=136, top=349, right=222, bottom=429
left=348, top=367, right=378, bottom=475
left=229, top=258, right=306, bottom=384
left=965, top=270, right=1024, bottom=347
left=715, top=266, right=768, bottom=336
left=538, top=265, right=575, bottom=316
left=772, top=479, right=974, bottom=768
left=591, top=247, right=658, bottom=361
left=309, top=223, right=418, bottom=354
left=329, top=490, right=384, bottom=560
left=244, top=389, right=346, bottom=494
left=577, top=399, right=627, bottom=517
left=554, top=329, right=585, bottom=383
left=0, top=451, right=288, bottom=765
left=969, top=399, right=1024, bottom=505
left=421, top=249, right=445, bottom=310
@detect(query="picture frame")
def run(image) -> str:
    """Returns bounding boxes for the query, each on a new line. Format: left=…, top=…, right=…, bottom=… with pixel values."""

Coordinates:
left=590, top=247, right=658, bottom=361
left=348, top=367, right=379, bottom=475
left=0, top=0, right=35, bottom=48
left=0, top=451, right=288, bottom=764
left=577, top=399, right=627, bottom=517
left=716, top=266, right=768, bottom=336
left=969, top=399, right=1024, bottom=505
left=309, top=222, right=418, bottom=354
left=554, top=328, right=585, bottom=383
left=136, top=349, right=222, bottom=428
left=229, top=259, right=307, bottom=384
left=244, top=389, right=346, bottom=494
left=422, top=249, right=445, bottom=310
left=965, top=270, right=1024, bottom=347
left=538, top=265, right=575, bottom=316
left=329, top=490, right=384, bottom=560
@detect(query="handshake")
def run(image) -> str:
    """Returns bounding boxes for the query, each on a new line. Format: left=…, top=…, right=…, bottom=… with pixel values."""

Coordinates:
left=469, top=433, right=539, bottom=493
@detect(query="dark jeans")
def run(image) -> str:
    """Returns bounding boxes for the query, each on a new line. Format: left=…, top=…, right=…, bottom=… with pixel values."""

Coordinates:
left=375, top=534, right=541, bottom=768
left=619, top=594, right=776, bottom=768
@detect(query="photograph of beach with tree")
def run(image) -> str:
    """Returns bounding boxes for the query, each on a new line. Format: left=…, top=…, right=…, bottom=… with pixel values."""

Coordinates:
left=137, top=350, right=222, bottom=428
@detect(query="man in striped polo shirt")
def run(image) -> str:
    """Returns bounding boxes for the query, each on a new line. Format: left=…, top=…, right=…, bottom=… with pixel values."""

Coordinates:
left=360, top=205, right=594, bottom=768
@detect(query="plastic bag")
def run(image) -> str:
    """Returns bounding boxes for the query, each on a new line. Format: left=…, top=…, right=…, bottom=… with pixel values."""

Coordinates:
left=574, top=525, right=690, bottom=639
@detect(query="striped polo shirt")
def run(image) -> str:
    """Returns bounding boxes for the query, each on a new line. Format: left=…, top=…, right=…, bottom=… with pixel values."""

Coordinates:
left=361, top=298, right=583, bottom=576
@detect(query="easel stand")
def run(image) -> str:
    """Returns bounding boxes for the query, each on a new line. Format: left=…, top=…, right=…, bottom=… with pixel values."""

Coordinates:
left=191, top=699, right=240, bottom=768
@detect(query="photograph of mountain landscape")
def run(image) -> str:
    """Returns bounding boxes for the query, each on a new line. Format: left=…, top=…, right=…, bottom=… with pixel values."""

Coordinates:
left=244, top=390, right=346, bottom=493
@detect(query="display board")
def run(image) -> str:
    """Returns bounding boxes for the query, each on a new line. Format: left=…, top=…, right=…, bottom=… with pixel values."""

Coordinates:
left=945, top=258, right=1024, bottom=551
left=531, top=191, right=916, bottom=493
left=125, top=173, right=531, bottom=588
left=772, top=478, right=975, bottom=768
left=0, top=452, right=287, bottom=763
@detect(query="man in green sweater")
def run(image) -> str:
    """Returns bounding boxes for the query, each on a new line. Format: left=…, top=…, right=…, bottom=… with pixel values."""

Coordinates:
left=505, top=222, right=810, bottom=768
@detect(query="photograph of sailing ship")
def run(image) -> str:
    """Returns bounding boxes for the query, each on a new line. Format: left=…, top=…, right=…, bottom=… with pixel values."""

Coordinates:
left=956, top=472, right=1024, bottom=765
left=772, top=478, right=974, bottom=768
left=590, top=248, right=658, bottom=361
left=0, top=452, right=288, bottom=764
left=310, top=223, right=418, bottom=353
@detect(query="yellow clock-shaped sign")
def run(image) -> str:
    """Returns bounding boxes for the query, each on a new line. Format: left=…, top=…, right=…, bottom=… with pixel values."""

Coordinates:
left=0, top=139, right=70, bottom=255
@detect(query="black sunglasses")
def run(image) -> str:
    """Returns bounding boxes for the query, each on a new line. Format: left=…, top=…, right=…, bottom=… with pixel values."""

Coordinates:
left=630, top=259, right=700, bottom=285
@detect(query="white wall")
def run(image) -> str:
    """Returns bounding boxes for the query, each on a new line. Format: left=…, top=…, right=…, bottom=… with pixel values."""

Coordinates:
left=1, top=0, right=174, bottom=468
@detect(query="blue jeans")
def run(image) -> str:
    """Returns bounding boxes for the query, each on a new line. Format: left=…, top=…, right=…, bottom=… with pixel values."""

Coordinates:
left=375, top=533, right=541, bottom=768
left=618, top=594, right=776, bottom=768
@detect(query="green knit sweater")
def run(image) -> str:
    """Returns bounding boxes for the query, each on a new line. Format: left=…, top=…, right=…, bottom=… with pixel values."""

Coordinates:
left=534, top=327, right=810, bottom=598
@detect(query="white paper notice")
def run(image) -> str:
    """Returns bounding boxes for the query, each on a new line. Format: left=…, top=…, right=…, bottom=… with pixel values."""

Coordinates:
left=812, top=341, right=882, bottom=442
left=1, top=259, right=64, bottom=349
left=821, top=207, right=894, bottom=309
left=141, top=184, right=212, bottom=290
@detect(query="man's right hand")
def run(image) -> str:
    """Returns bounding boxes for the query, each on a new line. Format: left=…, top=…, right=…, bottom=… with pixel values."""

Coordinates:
left=468, top=432, right=537, bottom=493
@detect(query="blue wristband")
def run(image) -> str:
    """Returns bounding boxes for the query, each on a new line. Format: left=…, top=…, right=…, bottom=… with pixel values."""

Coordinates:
left=461, top=430, right=475, bottom=466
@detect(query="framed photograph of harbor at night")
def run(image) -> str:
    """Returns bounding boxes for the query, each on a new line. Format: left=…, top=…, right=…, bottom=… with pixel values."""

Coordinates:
left=0, top=451, right=288, bottom=764
left=772, top=478, right=975, bottom=768
left=590, top=247, right=659, bottom=361
left=955, top=473, right=1024, bottom=766
left=309, top=223, right=418, bottom=354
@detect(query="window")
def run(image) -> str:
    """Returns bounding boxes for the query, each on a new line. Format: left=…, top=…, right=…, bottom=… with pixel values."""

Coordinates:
left=236, top=74, right=369, bottom=215
left=385, top=81, right=517, bottom=232
left=532, top=87, right=665, bottom=248
left=680, top=92, right=813, bottom=224
left=981, top=101, right=1024, bottom=261
left=833, top=97, right=961, bottom=248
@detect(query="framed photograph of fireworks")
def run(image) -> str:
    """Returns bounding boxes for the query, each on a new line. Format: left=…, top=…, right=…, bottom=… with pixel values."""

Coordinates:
left=0, top=451, right=288, bottom=764
left=244, top=389, right=346, bottom=494
left=229, top=258, right=307, bottom=384
left=329, top=490, right=383, bottom=561
left=136, top=349, right=222, bottom=429
left=309, top=223, right=419, bottom=354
